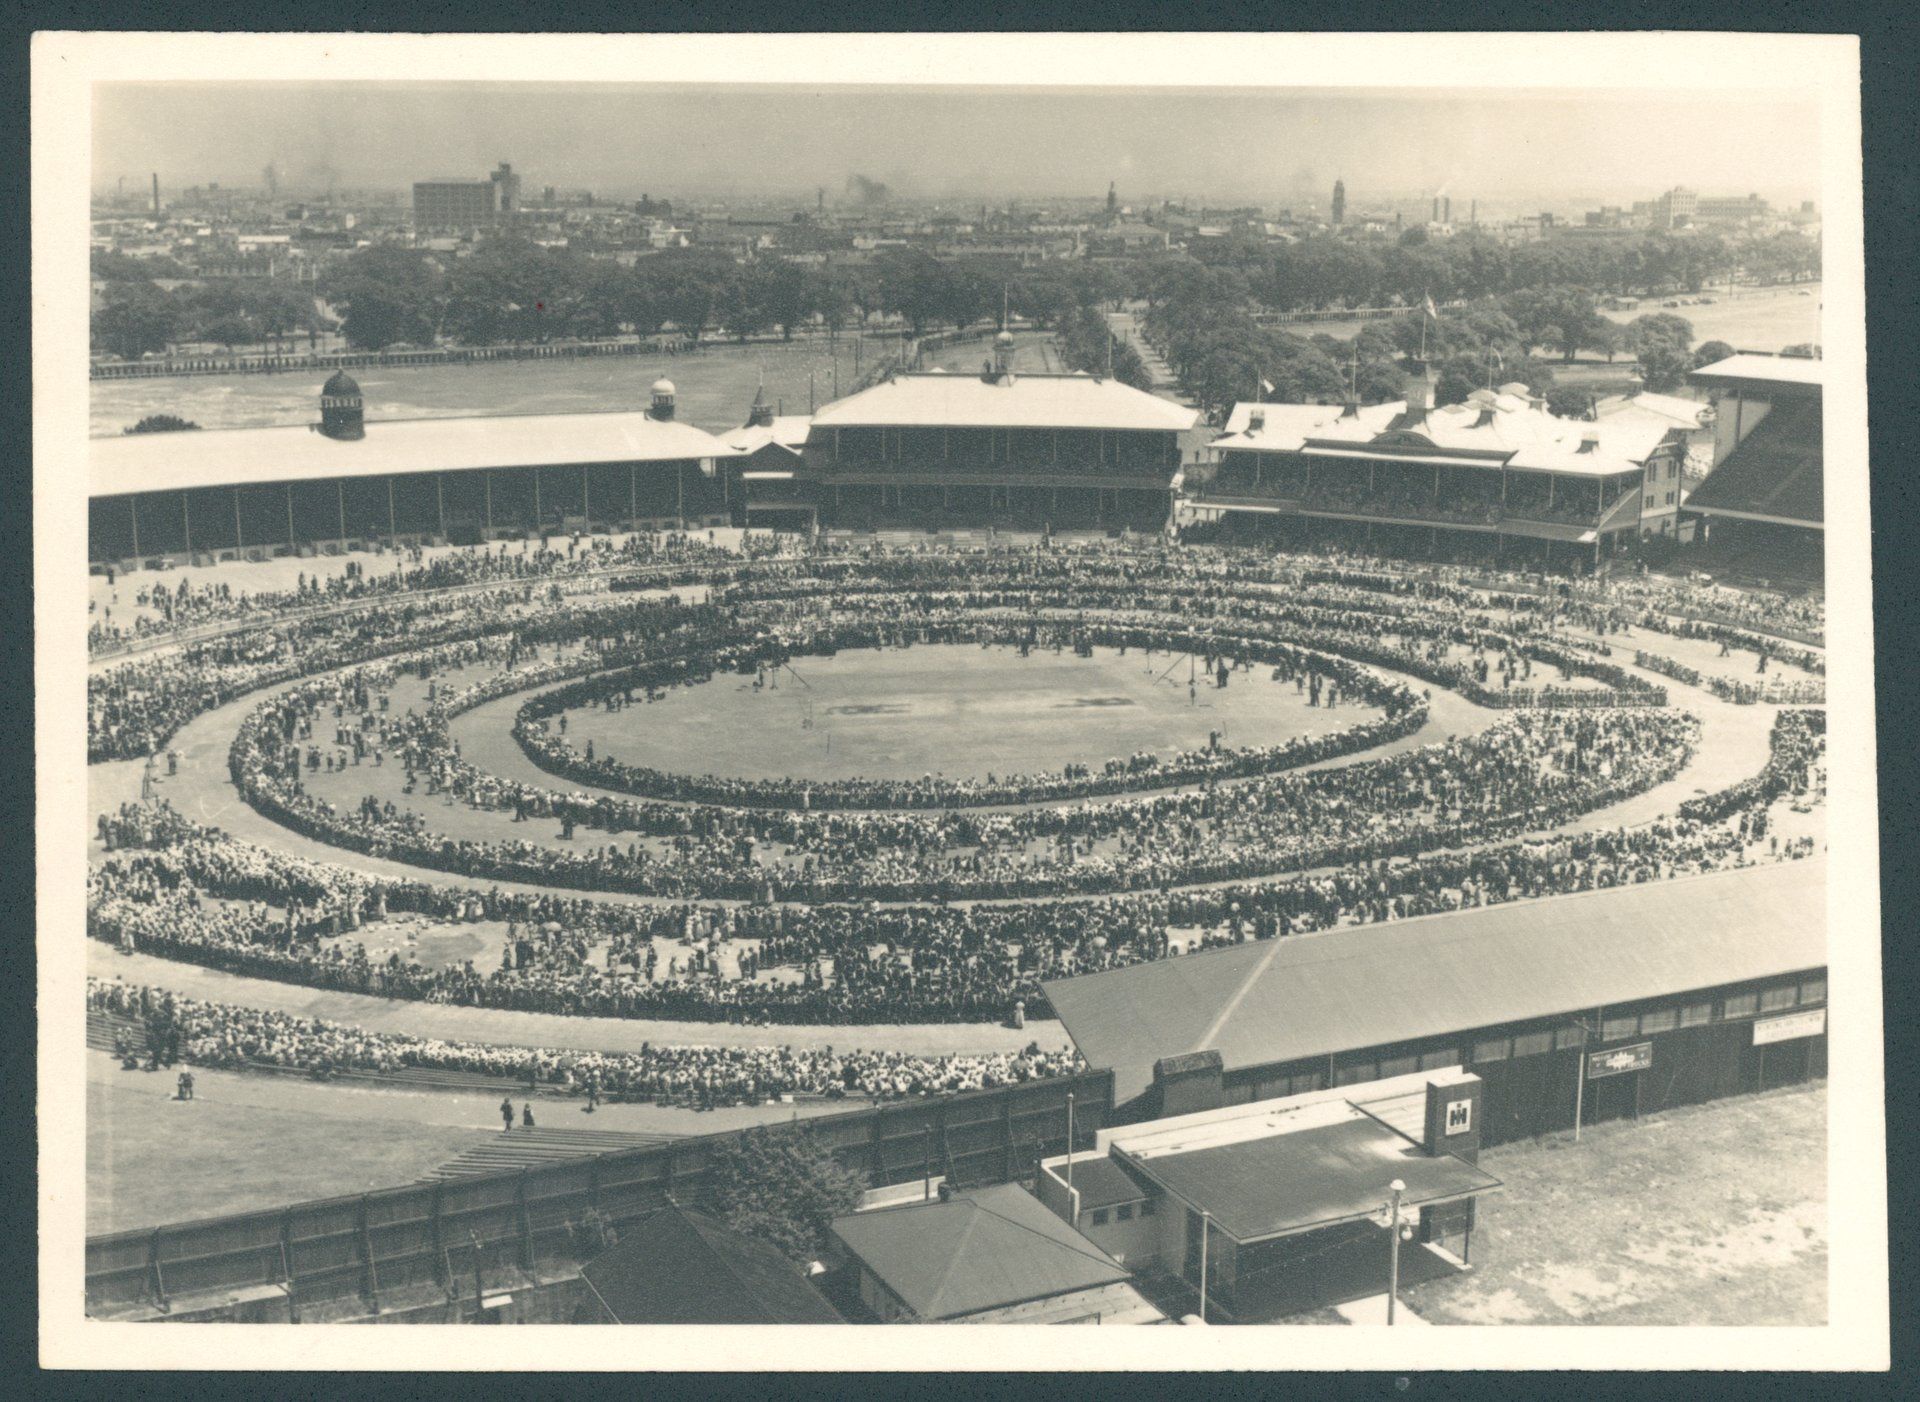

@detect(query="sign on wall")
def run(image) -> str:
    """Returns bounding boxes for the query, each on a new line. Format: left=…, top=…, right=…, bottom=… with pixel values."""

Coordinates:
left=1752, top=1008, right=1826, bottom=1045
left=1586, top=1042, right=1653, bottom=1079
left=1444, top=1098, right=1473, bottom=1135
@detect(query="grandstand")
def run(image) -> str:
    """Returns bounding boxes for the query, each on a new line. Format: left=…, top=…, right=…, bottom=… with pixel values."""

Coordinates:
left=1683, top=354, right=1824, bottom=587
left=796, top=333, right=1199, bottom=533
left=1194, top=364, right=1687, bottom=570
left=87, top=374, right=731, bottom=565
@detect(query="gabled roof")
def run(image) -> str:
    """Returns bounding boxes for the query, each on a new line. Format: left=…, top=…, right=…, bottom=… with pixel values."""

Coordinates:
left=808, top=372, right=1199, bottom=434
left=719, top=414, right=813, bottom=456
left=1044, top=859, right=1826, bottom=1105
left=579, top=1205, right=842, bottom=1325
left=90, top=410, right=729, bottom=499
left=830, top=1183, right=1130, bottom=1320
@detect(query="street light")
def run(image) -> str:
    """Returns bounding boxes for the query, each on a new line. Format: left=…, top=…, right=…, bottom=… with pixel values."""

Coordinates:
left=1386, top=1179, right=1406, bottom=1325
left=1199, top=1209, right=1212, bottom=1323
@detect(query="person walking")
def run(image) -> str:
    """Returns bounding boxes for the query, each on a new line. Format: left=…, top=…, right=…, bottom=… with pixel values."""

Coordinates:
left=500, top=1096, right=515, bottom=1133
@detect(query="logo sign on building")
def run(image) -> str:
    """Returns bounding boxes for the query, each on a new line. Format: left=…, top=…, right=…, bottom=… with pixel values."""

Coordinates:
left=1586, top=1042, right=1653, bottom=1079
left=1444, top=1098, right=1473, bottom=1135
left=1752, top=1008, right=1826, bottom=1046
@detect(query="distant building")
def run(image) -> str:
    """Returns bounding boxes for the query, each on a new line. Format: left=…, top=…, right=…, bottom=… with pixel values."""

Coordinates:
left=412, top=162, right=519, bottom=232
left=1331, top=179, right=1345, bottom=227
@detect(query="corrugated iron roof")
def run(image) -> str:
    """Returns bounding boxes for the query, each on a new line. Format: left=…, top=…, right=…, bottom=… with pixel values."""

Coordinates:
left=1043, top=859, right=1826, bottom=1106
left=830, top=1182, right=1129, bottom=1320
left=1689, top=353, right=1825, bottom=392
left=809, top=372, right=1199, bottom=433
left=90, top=411, right=728, bottom=499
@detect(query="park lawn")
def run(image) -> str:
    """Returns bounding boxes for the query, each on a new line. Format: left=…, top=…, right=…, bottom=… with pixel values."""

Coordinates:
left=1404, top=1082, right=1826, bottom=1326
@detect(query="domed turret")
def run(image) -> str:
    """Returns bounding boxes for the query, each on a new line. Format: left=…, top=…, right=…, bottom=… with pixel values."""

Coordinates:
left=650, top=378, right=677, bottom=421
left=319, top=370, right=365, bottom=441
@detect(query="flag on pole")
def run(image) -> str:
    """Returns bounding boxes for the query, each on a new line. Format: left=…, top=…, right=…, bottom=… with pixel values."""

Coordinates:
left=1422, top=293, right=1440, bottom=321
left=1260, top=377, right=1275, bottom=394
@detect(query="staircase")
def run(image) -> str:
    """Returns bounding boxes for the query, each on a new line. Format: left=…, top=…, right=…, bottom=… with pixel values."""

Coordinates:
left=424, top=1125, right=681, bottom=1180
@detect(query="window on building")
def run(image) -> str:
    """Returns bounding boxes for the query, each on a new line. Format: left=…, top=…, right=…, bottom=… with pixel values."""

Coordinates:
left=1760, top=985, right=1798, bottom=1011
left=1512, top=1031, right=1554, bottom=1058
left=1223, top=1082, right=1254, bottom=1106
left=1379, top=1054, right=1418, bottom=1079
left=1666, top=491, right=1676, bottom=505
left=1419, top=1049, right=1462, bottom=1071
left=1723, top=992, right=1759, bottom=1018
left=1472, top=1038, right=1510, bottom=1063
left=1646, top=494, right=1657, bottom=509
left=1333, top=1061, right=1376, bottom=1086
left=1091, top=1208, right=1110, bottom=1227
left=1640, top=1008, right=1678, bottom=1034
left=1670, top=461, right=1680, bottom=479
left=1679, top=1002, right=1714, bottom=1027
left=1116, top=1204, right=1134, bottom=1222
left=1555, top=1025, right=1588, bottom=1050
left=1800, top=978, right=1827, bottom=1004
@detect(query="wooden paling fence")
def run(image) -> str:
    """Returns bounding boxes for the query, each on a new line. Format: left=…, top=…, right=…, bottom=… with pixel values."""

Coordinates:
left=84, top=1070, right=1113, bottom=1317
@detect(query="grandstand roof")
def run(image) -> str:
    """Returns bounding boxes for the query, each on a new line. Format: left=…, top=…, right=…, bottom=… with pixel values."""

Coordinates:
left=89, top=411, right=729, bottom=499
left=1221, top=393, right=1674, bottom=476
left=1043, top=859, right=1826, bottom=1105
left=1213, top=401, right=1405, bottom=451
left=1689, top=353, right=1825, bottom=395
left=1597, top=391, right=1715, bottom=432
left=809, top=371, right=1199, bottom=434
left=1685, top=397, right=1824, bottom=528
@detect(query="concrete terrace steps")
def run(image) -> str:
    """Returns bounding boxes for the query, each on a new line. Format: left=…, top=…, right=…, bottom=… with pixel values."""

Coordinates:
left=425, top=1124, right=681, bottom=1180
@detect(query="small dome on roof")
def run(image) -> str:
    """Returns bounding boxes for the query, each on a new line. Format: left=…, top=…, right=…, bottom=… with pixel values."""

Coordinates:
left=322, top=370, right=360, bottom=397
left=652, top=378, right=676, bottom=395
left=996, top=329, right=1015, bottom=345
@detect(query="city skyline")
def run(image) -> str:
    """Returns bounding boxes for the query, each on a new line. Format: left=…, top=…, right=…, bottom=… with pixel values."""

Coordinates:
left=93, top=82, right=1824, bottom=209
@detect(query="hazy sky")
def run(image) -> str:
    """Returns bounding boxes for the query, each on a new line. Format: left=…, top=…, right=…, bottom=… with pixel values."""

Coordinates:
left=94, top=82, right=1824, bottom=207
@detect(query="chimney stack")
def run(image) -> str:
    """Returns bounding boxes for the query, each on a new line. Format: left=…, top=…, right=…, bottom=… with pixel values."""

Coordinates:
left=151, top=172, right=160, bottom=216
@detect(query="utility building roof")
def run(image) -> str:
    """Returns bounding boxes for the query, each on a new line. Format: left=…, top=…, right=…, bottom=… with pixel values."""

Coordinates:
left=809, top=371, right=1199, bottom=434
left=89, top=410, right=728, bottom=499
left=1043, top=859, right=1826, bottom=1105
left=830, top=1183, right=1130, bottom=1321
left=1114, top=1104, right=1501, bottom=1243
left=1213, top=401, right=1405, bottom=451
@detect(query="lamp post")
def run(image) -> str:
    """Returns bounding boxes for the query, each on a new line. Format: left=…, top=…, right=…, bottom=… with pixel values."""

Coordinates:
left=1386, top=1179, right=1406, bottom=1325
left=1065, top=1092, right=1075, bottom=1197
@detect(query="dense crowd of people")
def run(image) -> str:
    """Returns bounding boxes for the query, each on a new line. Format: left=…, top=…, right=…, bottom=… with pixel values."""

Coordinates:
left=87, top=979, right=1076, bottom=1103
left=83, top=533, right=1826, bottom=1052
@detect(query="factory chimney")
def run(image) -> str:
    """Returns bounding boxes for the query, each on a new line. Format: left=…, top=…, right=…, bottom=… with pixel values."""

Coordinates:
left=151, top=173, right=160, bottom=216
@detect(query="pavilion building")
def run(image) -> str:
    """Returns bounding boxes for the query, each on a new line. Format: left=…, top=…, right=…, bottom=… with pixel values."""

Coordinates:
left=1682, top=352, right=1823, bottom=586
left=1192, top=365, right=1688, bottom=569
left=88, top=373, right=730, bottom=566
left=792, top=333, right=1199, bottom=534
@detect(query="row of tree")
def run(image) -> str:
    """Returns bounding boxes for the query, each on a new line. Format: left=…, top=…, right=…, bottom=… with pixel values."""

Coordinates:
left=1183, top=227, right=1820, bottom=311
left=1143, top=261, right=1739, bottom=417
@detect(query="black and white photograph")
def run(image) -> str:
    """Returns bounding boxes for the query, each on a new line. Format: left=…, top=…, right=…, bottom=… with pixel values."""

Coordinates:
left=32, top=31, right=1886, bottom=1372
